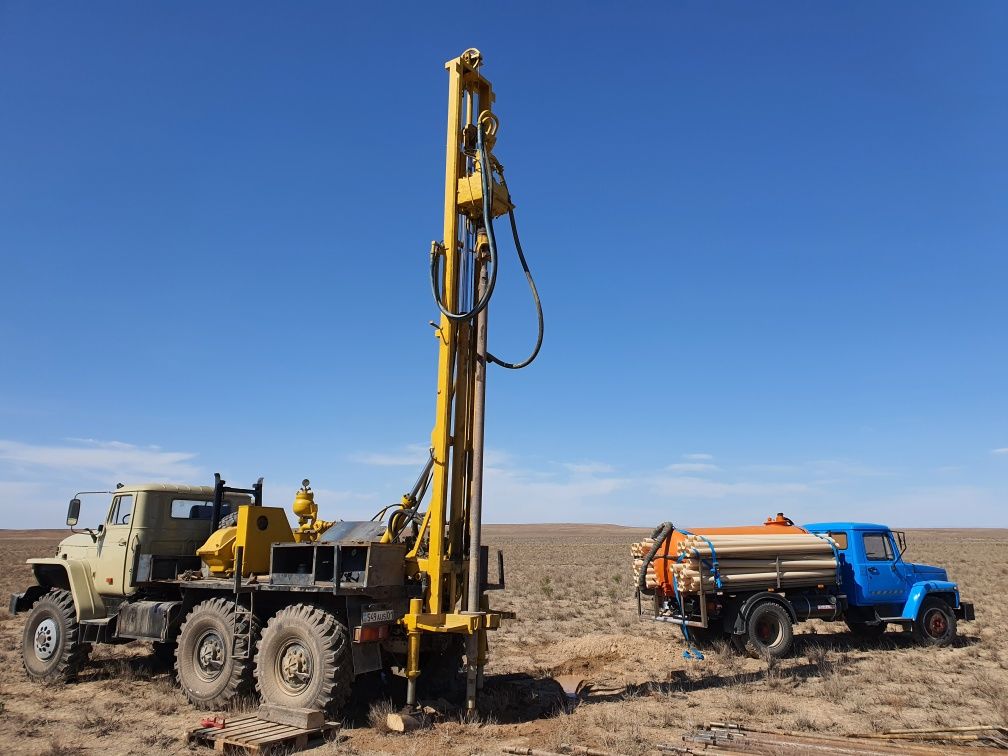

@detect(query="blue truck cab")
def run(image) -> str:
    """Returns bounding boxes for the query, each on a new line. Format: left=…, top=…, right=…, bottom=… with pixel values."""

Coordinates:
left=804, top=521, right=974, bottom=644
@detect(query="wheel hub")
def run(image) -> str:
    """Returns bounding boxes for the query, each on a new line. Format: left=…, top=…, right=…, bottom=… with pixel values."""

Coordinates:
left=195, top=630, right=226, bottom=681
left=756, top=619, right=780, bottom=645
left=34, top=618, right=59, bottom=661
left=277, top=641, right=313, bottom=695
left=926, top=609, right=947, bottom=637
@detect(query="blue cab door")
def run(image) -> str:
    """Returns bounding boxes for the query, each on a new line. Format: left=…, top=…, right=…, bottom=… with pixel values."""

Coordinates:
left=860, top=531, right=908, bottom=605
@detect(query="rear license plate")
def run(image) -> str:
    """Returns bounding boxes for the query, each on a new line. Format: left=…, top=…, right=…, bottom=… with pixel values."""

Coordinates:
left=362, top=609, right=395, bottom=624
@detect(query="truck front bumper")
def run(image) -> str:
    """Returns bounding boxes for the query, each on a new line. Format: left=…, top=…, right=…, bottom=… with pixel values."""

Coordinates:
left=956, top=601, right=975, bottom=621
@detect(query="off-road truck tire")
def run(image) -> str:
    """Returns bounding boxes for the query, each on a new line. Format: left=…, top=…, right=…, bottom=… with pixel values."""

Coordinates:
left=255, top=604, right=353, bottom=715
left=21, top=589, right=91, bottom=682
left=912, top=596, right=956, bottom=646
left=736, top=601, right=794, bottom=659
left=176, top=597, right=260, bottom=709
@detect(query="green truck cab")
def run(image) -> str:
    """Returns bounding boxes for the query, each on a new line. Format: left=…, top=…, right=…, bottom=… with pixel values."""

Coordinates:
left=12, top=483, right=249, bottom=680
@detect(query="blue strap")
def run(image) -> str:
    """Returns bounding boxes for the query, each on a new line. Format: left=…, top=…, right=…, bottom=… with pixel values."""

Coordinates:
left=670, top=529, right=706, bottom=661
left=678, top=527, right=722, bottom=589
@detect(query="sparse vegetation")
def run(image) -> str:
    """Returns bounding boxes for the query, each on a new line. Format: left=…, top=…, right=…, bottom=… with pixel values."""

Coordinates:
left=0, top=525, right=1005, bottom=754
left=367, top=699, right=396, bottom=734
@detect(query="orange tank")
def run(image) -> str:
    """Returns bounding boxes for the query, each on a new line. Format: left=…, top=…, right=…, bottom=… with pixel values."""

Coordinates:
left=653, top=513, right=808, bottom=594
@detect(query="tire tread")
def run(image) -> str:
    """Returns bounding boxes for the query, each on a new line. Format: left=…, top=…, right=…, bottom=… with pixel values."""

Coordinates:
left=254, top=604, right=353, bottom=715
left=22, top=589, right=90, bottom=683
left=175, top=597, right=261, bottom=709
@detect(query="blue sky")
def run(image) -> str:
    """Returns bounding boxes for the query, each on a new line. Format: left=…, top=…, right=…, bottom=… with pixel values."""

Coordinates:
left=1, top=2, right=1005, bottom=528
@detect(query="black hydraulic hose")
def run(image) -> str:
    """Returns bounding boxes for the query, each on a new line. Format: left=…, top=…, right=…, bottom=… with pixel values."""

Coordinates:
left=487, top=177, right=544, bottom=370
left=638, top=521, right=675, bottom=595
left=430, top=123, right=499, bottom=322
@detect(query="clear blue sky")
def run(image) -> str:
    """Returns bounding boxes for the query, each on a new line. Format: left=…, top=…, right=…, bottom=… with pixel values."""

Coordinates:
left=1, top=2, right=1005, bottom=528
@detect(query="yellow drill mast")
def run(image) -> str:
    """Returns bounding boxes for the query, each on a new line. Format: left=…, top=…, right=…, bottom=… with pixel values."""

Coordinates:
left=397, top=48, right=513, bottom=710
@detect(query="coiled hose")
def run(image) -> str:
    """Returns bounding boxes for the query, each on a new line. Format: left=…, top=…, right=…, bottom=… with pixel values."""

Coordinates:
left=487, top=174, right=544, bottom=370
left=430, top=123, right=499, bottom=322
left=638, top=521, right=675, bottom=595
left=429, top=124, right=543, bottom=369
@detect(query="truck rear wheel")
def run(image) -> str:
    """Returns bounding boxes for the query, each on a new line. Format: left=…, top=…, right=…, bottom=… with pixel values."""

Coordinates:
left=741, top=602, right=794, bottom=658
left=21, top=589, right=91, bottom=683
left=912, top=597, right=956, bottom=647
left=255, top=604, right=353, bottom=715
left=176, top=598, right=260, bottom=709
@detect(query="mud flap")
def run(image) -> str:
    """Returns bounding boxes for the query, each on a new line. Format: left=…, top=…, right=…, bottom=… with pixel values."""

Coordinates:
left=345, top=598, right=383, bottom=675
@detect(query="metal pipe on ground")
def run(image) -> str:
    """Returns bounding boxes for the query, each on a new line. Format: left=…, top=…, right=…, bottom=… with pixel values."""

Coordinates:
left=684, top=723, right=1002, bottom=755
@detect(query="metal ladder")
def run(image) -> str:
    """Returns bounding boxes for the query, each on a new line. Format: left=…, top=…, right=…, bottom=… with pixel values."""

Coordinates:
left=230, top=546, right=253, bottom=659
left=231, top=598, right=254, bottom=659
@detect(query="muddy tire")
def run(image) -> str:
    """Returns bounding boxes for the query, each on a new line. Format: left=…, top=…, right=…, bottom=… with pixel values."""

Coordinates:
left=740, top=602, right=793, bottom=658
left=912, top=597, right=956, bottom=647
left=176, top=598, right=260, bottom=709
left=255, top=604, right=353, bottom=715
left=21, top=589, right=91, bottom=682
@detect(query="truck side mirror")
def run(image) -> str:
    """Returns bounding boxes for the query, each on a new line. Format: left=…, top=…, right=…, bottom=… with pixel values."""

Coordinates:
left=66, top=498, right=81, bottom=527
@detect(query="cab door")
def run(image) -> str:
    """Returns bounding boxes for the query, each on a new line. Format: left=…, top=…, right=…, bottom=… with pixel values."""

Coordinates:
left=94, top=493, right=136, bottom=596
left=860, top=531, right=905, bottom=605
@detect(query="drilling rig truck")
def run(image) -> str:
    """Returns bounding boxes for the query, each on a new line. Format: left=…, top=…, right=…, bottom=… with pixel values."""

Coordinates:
left=11, top=48, right=542, bottom=716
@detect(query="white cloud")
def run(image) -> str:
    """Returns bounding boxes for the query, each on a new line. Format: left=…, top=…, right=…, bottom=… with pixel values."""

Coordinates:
left=0, top=480, right=50, bottom=502
left=349, top=445, right=513, bottom=469
left=562, top=461, right=615, bottom=475
left=992, top=448, right=1008, bottom=456
left=309, top=487, right=378, bottom=504
left=739, top=463, right=802, bottom=474
left=3, top=437, right=1003, bottom=529
left=481, top=454, right=626, bottom=522
left=349, top=444, right=430, bottom=467
left=857, top=485, right=1002, bottom=528
left=806, top=459, right=894, bottom=479
left=650, top=475, right=811, bottom=499
left=666, top=462, right=719, bottom=473
left=0, top=438, right=207, bottom=528
left=0, top=438, right=200, bottom=480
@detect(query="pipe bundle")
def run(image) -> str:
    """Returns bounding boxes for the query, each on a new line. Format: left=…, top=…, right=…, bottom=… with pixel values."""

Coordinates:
left=673, top=533, right=838, bottom=593
left=630, top=538, right=658, bottom=590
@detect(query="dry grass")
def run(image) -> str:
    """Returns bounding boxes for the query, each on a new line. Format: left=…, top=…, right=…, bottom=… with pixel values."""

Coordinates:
left=0, top=526, right=1005, bottom=755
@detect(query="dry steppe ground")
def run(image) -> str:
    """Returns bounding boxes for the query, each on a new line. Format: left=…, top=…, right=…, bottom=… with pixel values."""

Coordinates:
left=0, top=525, right=1006, bottom=755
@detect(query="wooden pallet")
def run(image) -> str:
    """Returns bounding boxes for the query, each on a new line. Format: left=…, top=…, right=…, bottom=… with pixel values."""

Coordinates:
left=187, top=714, right=339, bottom=754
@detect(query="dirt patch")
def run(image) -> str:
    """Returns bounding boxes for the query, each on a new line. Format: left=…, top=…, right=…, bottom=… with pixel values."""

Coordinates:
left=1, top=526, right=1006, bottom=755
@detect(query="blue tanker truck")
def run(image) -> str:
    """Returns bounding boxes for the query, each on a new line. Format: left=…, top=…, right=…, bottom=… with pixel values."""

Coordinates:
left=639, top=519, right=975, bottom=658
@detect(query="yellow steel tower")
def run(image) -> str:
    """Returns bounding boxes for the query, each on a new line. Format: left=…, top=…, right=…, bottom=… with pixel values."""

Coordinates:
left=396, top=48, right=518, bottom=711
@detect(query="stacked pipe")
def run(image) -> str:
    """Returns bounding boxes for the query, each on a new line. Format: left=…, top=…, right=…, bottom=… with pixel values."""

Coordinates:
left=630, top=538, right=658, bottom=590
left=673, top=533, right=838, bottom=593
